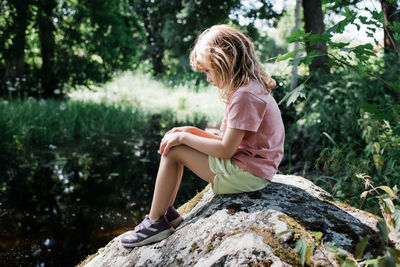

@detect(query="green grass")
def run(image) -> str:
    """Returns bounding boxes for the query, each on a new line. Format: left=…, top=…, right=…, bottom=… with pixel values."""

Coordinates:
left=0, top=99, right=148, bottom=146
left=68, top=71, right=225, bottom=125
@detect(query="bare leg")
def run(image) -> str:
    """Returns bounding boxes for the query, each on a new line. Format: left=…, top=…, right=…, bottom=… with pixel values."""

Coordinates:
left=149, top=145, right=215, bottom=221
left=168, top=164, right=183, bottom=207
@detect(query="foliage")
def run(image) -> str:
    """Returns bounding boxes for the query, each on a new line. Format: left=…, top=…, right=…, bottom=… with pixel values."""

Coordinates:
left=277, top=0, right=400, bottom=212
left=0, top=0, right=143, bottom=97
left=0, top=0, right=284, bottom=96
left=322, top=174, right=400, bottom=266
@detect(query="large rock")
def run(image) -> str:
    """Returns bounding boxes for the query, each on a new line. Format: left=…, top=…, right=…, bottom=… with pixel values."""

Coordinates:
left=79, top=175, right=397, bottom=266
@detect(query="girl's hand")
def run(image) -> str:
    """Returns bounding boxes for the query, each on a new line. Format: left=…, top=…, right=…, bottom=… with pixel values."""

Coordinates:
left=159, top=132, right=186, bottom=157
left=165, top=126, right=197, bottom=135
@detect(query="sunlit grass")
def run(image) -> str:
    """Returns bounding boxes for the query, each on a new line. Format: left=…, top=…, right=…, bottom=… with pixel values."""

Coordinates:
left=69, top=72, right=225, bottom=125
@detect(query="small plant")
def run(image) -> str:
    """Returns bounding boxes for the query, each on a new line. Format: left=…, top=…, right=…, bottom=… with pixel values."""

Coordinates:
left=324, top=174, right=400, bottom=266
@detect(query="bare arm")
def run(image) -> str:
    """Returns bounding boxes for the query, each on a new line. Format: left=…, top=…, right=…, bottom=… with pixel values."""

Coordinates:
left=160, top=127, right=244, bottom=159
left=166, top=126, right=222, bottom=140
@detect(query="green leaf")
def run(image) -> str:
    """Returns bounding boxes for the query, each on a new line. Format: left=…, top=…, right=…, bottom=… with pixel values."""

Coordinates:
left=380, top=254, right=397, bottom=267
left=360, top=258, right=379, bottom=265
left=345, top=258, right=359, bottom=267
left=286, top=29, right=311, bottom=43
left=377, top=186, right=394, bottom=196
left=388, top=82, right=400, bottom=94
left=322, top=132, right=338, bottom=147
left=278, top=49, right=301, bottom=62
left=341, top=47, right=356, bottom=52
left=392, top=209, right=400, bottom=232
left=325, top=242, right=338, bottom=251
left=330, top=42, right=349, bottom=49
left=360, top=191, right=369, bottom=208
left=371, top=10, right=385, bottom=24
left=308, top=33, right=331, bottom=46
left=382, top=198, right=395, bottom=214
left=276, top=229, right=293, bottom=237
left=355, top=236, right=369, bottom=259
left=305, top=245, right=313, bottom=265
left=286, top=84, right=306, bottom=107
left=312, top=231, right=323, bottom=240
left=295, top=238, right=307, bottom=266
left=360, top=102, right=391, bottom=120
left=388, top=21, right=400, bottom=31
left=372, top=155, right=384, bottom=171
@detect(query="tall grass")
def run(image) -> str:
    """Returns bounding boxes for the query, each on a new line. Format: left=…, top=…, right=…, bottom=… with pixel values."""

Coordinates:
left=1, top=99, right=148, bottom=147
left=68, top=71, right=225, bottom=125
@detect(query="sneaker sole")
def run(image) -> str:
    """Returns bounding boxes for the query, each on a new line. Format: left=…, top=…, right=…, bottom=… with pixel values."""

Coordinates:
left=169, top=216, right=184, bottom=228
left=121, top=228, right=174, bottom=248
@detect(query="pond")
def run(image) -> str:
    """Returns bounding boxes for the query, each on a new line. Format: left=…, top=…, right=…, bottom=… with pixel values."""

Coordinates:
left=0, top=133, right=207, bottom=266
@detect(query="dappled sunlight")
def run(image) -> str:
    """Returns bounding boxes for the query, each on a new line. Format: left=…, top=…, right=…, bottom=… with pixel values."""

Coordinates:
left=69, top=71, right=225, bottom=125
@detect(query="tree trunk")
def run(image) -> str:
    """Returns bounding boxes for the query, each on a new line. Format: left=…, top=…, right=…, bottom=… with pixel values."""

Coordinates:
left=37, top=0, right=58, bottom=97
left=3, top=0, right=30, bottom=82
left=290, top=0, right=302, bottom=90
left=137, top=1, right=165, bottom=76
left=380, top=0, right=400, bottom=57
left=302, top=0, right=329, bottom=73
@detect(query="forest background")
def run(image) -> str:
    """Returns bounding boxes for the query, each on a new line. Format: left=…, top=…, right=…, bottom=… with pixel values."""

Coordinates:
left=0, top=0, right=399, bottom=266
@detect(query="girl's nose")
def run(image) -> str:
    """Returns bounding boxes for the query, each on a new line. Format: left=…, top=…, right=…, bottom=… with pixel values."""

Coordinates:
left=207, top=75, right=212, bottom=83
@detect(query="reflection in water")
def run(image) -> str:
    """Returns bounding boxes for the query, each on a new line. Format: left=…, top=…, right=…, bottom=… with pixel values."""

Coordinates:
left=0, top=133, right=207, bottom=266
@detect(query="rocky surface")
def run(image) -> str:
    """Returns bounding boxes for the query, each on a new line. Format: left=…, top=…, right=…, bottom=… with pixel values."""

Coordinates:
left=79, top=175, right=397, bottom=267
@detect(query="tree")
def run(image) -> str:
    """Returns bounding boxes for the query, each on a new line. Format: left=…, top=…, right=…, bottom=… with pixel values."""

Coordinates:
left=2, top=0, right=31, bottom=82
left=302, top=0, right=329, bottom=73
left=37, top=0, right=58, bottom=97
left=380, top=0, right=400, bottom=57
left=290, top=0, right=302, bottom=90
left=134, top=0, right=282, bottom=77
left=135, top=0, right=182, bottom=76
left=0, top=0, right=143, bottom=98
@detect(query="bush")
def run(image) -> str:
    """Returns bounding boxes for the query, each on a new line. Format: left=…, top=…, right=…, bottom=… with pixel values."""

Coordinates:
left=279, top=67, right=400, bottom=212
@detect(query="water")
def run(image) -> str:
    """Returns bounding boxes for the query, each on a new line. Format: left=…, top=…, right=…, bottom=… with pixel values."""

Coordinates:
left=0, top=137, right=206, bottom=266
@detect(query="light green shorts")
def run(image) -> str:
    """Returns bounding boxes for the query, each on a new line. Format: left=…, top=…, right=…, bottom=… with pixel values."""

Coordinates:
left=209, top=156, right=269, bottom=194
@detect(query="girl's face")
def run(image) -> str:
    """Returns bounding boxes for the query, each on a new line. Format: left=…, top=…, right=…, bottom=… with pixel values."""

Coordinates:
left=204, top=69, right=220, bottom=89
left=197, top=56, right=224, bottom=89
left=200, top=65, right=223, bottom=89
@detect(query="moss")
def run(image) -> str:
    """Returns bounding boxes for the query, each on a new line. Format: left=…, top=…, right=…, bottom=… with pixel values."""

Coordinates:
left=278, top=215, right=321, bottom=246
left=189, top=242, right=199, bottom=253
left=250, top=258, right=273, bottom=266
left=206, top=243, right=214, bottom=253
left=250, top=227, right=302, bottom=266
left=177, top=184, right=211, bottom=215
left=278, top=214, right=329, bottom=266
left=206, top=232, right=225, bottom=253
left=325, top=200, right=381, bottom=221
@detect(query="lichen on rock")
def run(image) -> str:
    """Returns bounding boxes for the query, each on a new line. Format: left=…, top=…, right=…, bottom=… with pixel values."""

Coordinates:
left=79, top=175, right=398, bottom=267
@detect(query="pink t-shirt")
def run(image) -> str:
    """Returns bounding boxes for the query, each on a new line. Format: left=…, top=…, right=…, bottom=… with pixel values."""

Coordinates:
left=220, top=80, right=285, bottom=180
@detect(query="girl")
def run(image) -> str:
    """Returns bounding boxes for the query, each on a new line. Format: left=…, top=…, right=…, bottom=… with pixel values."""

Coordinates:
left=120, top=24, right=285, bottom=247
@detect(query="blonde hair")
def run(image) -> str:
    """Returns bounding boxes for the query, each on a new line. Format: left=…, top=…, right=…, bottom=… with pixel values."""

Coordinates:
left=190, top=24, right=276, bottom=101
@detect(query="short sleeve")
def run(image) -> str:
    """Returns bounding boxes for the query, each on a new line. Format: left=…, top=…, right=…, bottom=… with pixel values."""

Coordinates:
left=227, top=91, right=267, bottom=132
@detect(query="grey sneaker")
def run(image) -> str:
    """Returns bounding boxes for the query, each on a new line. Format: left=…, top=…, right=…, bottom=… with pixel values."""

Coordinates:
left=165, top=206, right=184, bottom=228
left=120, top=215, right=174, bottom=247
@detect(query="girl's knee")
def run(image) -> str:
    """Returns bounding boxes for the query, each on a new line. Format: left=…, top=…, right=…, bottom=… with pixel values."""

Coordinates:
left=164, top=145, right=187, bottom=161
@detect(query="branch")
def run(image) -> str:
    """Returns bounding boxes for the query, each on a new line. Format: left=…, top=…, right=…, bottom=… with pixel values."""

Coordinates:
left=327, top=51, right=400, bottom=96
left=383, top=24, right=400, bottom=58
